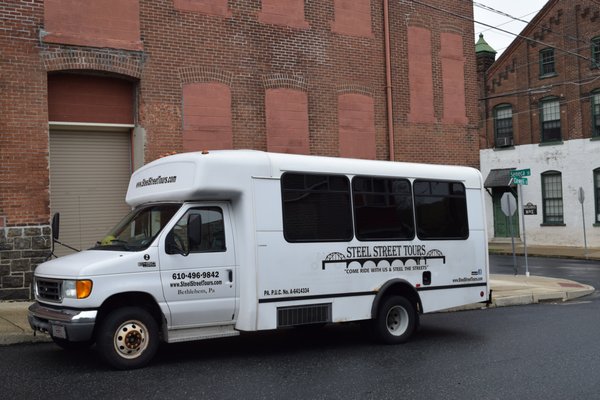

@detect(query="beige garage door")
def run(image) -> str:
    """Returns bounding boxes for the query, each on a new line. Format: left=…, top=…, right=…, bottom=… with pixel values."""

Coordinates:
left=49, top=130, right=132, bottom=256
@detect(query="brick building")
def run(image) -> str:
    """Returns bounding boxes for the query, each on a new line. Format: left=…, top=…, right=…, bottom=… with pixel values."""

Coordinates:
left=1, top=0, right=479, bottom=299
left=478, top=0, right=600, bottom=247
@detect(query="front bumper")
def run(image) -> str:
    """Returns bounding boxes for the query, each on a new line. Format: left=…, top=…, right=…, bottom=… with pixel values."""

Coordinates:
left=28, top=302, right=97, bottom=342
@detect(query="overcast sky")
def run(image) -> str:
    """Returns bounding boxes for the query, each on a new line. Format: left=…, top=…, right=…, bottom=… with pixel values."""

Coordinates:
left=473, top=0, right=549, bottom=57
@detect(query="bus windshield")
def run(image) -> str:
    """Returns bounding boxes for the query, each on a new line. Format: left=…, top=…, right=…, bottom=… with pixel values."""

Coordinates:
left=92, top=204, right=181, bottom=251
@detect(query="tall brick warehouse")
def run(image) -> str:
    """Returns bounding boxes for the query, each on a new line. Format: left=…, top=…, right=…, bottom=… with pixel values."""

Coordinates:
left=0, top=0, right=479, bottom=299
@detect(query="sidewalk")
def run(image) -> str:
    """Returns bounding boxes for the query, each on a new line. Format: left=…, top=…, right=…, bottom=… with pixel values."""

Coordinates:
left=0, top=273, right=595, bottom=345
left=489, top=242, right=600, bottom=260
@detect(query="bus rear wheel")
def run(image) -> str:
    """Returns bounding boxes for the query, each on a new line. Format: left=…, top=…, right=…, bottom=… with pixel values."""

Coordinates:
left=373, top=295, right=417, bottom=344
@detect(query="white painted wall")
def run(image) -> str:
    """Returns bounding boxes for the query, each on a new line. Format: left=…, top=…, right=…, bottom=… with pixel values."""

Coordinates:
left=480, top=138, right=600, bottom=247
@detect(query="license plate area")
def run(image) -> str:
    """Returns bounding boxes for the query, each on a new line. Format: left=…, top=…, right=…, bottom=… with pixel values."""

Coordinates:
left=51, top=324, right=67, bottom=339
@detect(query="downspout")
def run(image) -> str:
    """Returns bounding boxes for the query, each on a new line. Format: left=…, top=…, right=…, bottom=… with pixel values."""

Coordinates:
left=383, top=0, right=395, bottom=161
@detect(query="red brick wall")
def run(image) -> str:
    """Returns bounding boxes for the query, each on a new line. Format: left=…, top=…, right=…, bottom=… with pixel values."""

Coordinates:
left=258, top=0, right=309, bottom=29
left=2, top=0, right=480, bottom=225
left=173, top=0, right=231, bottom=17
left=407, top=26, right=435, bottom=124
left=183, top=83, right=233, bottom=151
left=48, top=74, right=134, bottom=124
left=43, top=0, right=142, bottom=50
left=265, top=89, right=310, bottom=154
left=331, top=0, right=373, bottom=38
left=338, top=94, right=376, bottom=159
left=0, top=0, right=48, bottom=226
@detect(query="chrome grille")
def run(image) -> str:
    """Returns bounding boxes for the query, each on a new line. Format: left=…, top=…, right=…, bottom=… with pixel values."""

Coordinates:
left=36, top=278, right=62, bottom=302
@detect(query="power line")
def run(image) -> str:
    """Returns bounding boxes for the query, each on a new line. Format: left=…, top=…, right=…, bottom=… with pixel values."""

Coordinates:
left=473, top=1, right=586, bottom=47
left=411, top=0, right=598, bottom=66
left=480, top=90, right=600, bottom=127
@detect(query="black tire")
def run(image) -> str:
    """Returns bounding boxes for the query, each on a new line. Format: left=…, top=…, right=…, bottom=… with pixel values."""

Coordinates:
left=96, top=307, right=159, bottom=370
left=52, top=337, right=94, bottom=351
left=372, top=296, right=417, bottom=344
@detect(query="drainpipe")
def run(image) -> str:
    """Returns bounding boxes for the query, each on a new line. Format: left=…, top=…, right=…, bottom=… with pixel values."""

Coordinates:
left=383, top=0, right=395, bottom=161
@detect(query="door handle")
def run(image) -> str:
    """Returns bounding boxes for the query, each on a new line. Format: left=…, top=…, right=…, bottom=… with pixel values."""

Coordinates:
left=228, top=269, right=233, bottom=283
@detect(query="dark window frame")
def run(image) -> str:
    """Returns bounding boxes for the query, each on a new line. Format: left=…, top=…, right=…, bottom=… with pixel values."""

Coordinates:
left=592, top=90, right=600, bottom=138
left=413, top=180, right=469, bottom=240
left=351, top=176, right=415, bottom=241
left=494, top=104, right=514, bottom=147
left=281, top=172, right=353, bottom=243
left=539, top=48, right=556, bottom=77
left=594, top=168, right=600, bottom=224
left=592, top=37, right=600, bottom=69
left=540, top=97, right=562, bottom=142
left=541, top=171, right=564, bottom=225
left=170, top=206, right=227, bottom=254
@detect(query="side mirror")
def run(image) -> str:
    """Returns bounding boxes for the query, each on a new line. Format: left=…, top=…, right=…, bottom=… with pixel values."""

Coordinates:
left=165, top=230, right=189, bottom=256
left=51, top=213, right=60, bottom=240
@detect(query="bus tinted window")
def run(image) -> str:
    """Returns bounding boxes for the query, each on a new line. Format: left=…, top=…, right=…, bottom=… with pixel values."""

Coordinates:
left=352, top=176, right=415, bottom=240
left=413, top=180, right=469, bottom=240
left=282, top=173, right=353, bottom=242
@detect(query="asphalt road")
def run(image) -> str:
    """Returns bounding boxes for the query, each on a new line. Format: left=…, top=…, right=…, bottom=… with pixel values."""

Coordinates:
left=4, top=256, right=600, bottom=399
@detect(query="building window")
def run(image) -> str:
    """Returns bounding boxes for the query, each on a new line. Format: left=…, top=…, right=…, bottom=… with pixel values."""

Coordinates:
left=539, top=48, right=556, bottom=77
left=540, top=98, right=561, bottom=142
left=494, top=104, right=513, bottom=147
left=592, top=90, right=600, bottom=137
left=595, top=169, right=600, bottom=224
left=592, top=37, right=600, bottom=69
left=541, top=171, right=564, bottom=225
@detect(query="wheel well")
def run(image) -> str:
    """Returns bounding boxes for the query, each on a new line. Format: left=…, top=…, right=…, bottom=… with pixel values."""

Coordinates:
left=371, top=280, right=422, bottom=319
left=96, top=292, right=164, bottom=335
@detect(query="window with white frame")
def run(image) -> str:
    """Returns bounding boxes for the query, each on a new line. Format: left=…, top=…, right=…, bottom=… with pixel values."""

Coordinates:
left=539, top=48, right=556, bottom=77
left=595, top=168, right=600, bottom=224
left=541, top=171, right=564, bottom=225
left=592, top=90, right=600, bottom=137
left=494, top=104, right=513, bottom=147
left=540, top=98, right=561, bottom=142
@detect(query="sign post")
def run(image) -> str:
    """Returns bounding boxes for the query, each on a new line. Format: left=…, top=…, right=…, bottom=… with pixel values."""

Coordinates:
left=579, top=187, right=588, bottom=259
left=509, top=168, right=531, bottom=276
left=500, top=191, right=518, bottom=275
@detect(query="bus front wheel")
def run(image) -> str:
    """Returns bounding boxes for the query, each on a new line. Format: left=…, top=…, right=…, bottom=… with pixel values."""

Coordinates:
left=96, top=307, right=159, bottom=370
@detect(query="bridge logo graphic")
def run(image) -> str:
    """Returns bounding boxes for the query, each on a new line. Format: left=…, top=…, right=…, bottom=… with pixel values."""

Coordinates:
left=321, top=249, right=445, bottom=270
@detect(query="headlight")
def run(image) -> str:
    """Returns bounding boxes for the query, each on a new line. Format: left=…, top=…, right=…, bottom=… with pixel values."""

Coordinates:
left=62, top=280, right=93, bottom=299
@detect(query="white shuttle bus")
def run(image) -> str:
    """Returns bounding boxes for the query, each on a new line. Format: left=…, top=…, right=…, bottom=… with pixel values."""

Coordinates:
left=29, top=150, right=489, bottom=369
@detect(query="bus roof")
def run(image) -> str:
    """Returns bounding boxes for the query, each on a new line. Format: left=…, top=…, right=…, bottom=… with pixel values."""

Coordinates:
left=126, top=150, right=483, bottom=206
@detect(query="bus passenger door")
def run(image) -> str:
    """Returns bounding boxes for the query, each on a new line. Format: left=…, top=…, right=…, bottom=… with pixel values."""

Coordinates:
left=159, top=204, right=236, bottom=328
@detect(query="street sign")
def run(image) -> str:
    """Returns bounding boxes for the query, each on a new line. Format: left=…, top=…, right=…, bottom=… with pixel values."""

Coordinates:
left=512, top=177, right=528, bottom=185
left=523, top=202, right=537, bottom=215
left=578, top=187, right=585, bottom=204
left=510, top=168, right=531, bottom=178
left=500, top=192, right=517, bottom=217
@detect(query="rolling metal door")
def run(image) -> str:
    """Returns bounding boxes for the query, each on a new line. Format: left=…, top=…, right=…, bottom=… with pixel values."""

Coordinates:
left=49, top=130, right=132, bottom=256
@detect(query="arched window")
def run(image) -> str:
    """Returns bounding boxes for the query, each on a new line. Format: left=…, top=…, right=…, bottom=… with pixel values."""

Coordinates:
left=541, top=171, right=564, bottom=225
left=539, top=97, right=561, bottom=142
left=493, top=104, right=513, bottom=147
